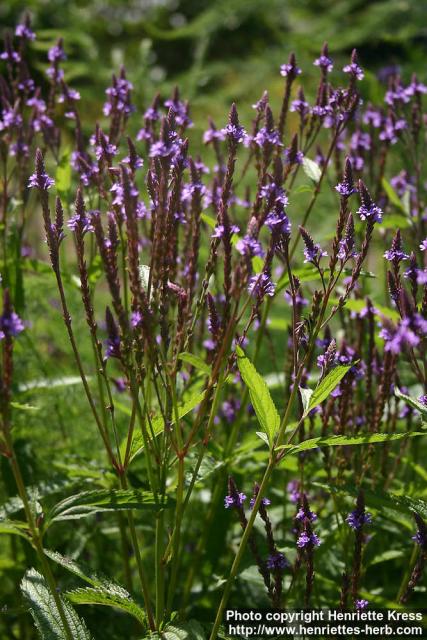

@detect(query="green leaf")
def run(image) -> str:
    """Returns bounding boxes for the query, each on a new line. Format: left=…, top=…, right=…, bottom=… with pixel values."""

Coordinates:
left=45, top=489, right=172, bottom=525
left=302, top=157, right=322, bottom=183
left=10, top=401, right=39, bottom=412
left=276, top=430, right=427, bottom=455
left=120, top=390, right=206, bottom=463
left=395, top=387, right=427, bottom=416
left=299, top=387, right=313, bottom=415
left=0, top=519, right=31, bottom=541
left=55, top=149, right=72, bottom=196
left=65, top=586, right=146, bottom=625
left=161, top=621, right=206, bottom=640
left=314, top=481, right=427, bottom=521
left=255, top=431, right=270, bottom=447
left=178, top=352, right=211, bottom=375
left=303, top=364, right=353, bottom=416
left=236, top=345, right=280, bottom=447
left=382, top=178, right=405, bottom=211
left=329, top=297, right=400, bottom=322
left=45, top=549, right=146, bottom=625
left=21, top=568, right=93, bottom=639
left=276, top=265, right=321, bottom=294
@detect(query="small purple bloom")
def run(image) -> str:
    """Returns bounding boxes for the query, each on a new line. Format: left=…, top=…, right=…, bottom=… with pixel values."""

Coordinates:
left=250, top=496, right=271, bottom=509
left=0, top=309, right=25, bottom=339
left=224, top=492, right=246, bottom=509
left=355, top=599, right=368, bottom=610
left=248, top=273, right=276, bottom=299
left=266, top=552, right=288, bottom=570
left=297, top=531, right=321, bottom=548
left=211, top=224, right=239, bottom=239
left=346, top=510, right=372, bottom=530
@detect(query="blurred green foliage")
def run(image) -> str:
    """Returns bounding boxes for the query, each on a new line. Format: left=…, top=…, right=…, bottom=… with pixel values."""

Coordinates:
left=2, top=0, right=427, bottom=123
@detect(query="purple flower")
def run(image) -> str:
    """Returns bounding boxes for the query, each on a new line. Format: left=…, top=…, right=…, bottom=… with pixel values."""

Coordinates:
left=211, top=224, right=239, bottom=239
left=380, top=318, right=420, bottom=353
left=221, top=398, right=241, bottom=423
left=203, top=124, right=226, bottom=144
left=16, top=23, right=36, bottom=41
left=248, top=273, right=276, bottom=299
left=420, top=239, right=427, bottom=252
left=384, top=231, right=408, bottom=264
left=48, top=42, right=66, bottom=63
left=296, top=507, right=317, bottom=522
left=297, top=531, right=321, bottom=548
left=299, top=226, right=327, bottom=264
left=265, top=208, right=291, bottom=236
left=221, top=122, right=246, bottom=144
left=236, top=235, right=264, bottom=258
left=254, top=127, right=281, bottom=147
left=266, top=552, right=288, bottom=570
left=260, top=183, right=288, bottom=206
left=287, top=480, right=300, bottom=503
left=363, top=105, right=382, bottom=127
left=357, top=181, right=382, bottom=223
left=335, top=158, right=357, bottom=197
left=131, top=311, right=143, bottom=328
left=28, top=150, right=55, bottom=190
left=0, top=309, right=24, bottom=339
left=250, top=496, right=271, bottom=509
left=280, top=53, right=301, bottom=78
left=355, top=599, right=369, bottom=610
left=224, top=492, right=246, bottom=509
left=314, top=44, right=333, bottom=72
left=346, top=510, right=372, bottom=530
left=343, top=51, right=364, bottom=80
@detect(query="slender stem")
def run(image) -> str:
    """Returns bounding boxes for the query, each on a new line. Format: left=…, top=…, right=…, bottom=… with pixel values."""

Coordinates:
left=4, top=432, right=74, bottom=640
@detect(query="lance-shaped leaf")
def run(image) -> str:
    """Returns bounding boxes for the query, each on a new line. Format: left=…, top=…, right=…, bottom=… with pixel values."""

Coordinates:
left=45, top=489, right=172, bottom=526
left=0, top=519, right=31, bottom=541
left=21, top=569, right=93, bottom=640
left=65, top=586, right=146, bottom=625
left=178, top=352, right=212, bottom=375
left=302, top=363, right=354, bottom=417
left=236, top=346, right=280, bottom=447
left=276, top=430, right=427, bottom=455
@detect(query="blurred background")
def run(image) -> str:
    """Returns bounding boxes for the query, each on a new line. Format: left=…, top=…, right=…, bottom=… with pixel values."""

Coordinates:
left=2, top=0, right=427, bottom=133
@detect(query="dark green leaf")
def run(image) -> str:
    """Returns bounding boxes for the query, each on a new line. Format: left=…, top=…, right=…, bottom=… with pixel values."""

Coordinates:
left=21, top=569, right=93, bottom=639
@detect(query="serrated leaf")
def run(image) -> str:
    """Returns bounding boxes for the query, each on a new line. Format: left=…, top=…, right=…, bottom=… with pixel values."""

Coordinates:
left=55, top=149, right=72, bottom=196
left=236, top=346, right=280, bottom=448
left=276, top=430, right=427, bottom=455
left=178, top=352, right=211, bottom=375
left=65, top=586, right=145, bottom=625
left=44, top=550, right=104, bottom=587
left=120, top=390, right=206, bottom=463
left=0, top=519, right=31, bottom=541
left=161, top=621, right=206, bottom=640
left=395, top=387, right=427, bottom=416
left=299, top=387, right=313, bottom=414
left=45, top=489, right=172, bottom=525
left=304, top=364, right=353, bottom=416
left=21, top=568, right=93, bottom=639
left=302, top=157, right=322, bottom=183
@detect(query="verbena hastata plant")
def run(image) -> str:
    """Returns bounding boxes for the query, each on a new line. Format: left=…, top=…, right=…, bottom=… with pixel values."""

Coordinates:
left=1, top=16, right=427, bottom=639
